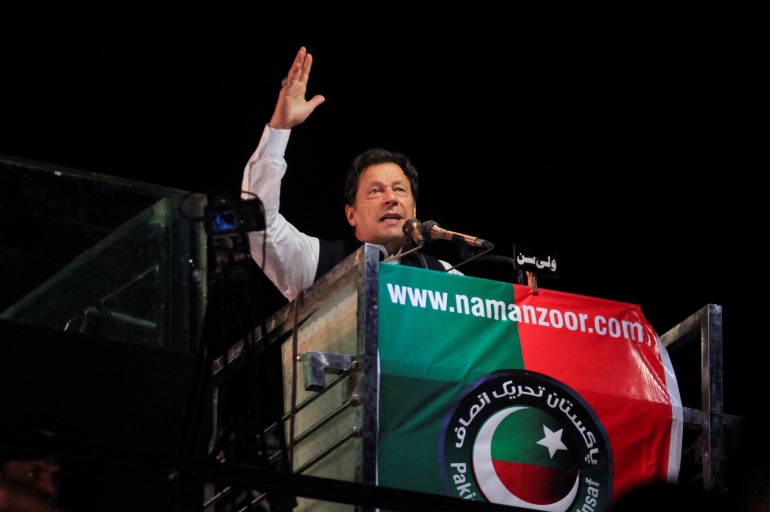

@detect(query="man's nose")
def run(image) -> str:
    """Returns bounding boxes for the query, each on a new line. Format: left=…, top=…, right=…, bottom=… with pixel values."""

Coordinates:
left=35, top=475, right=59, bottom=499
left=383, top=188, right=399, bottom=204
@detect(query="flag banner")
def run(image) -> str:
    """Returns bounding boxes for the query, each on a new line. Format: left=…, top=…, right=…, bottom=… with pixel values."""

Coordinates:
left=377, top=264, right=682, bottom=511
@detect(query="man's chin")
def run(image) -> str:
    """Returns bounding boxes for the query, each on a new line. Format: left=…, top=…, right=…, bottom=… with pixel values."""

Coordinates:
left=373, top=235, right=407, bottom=252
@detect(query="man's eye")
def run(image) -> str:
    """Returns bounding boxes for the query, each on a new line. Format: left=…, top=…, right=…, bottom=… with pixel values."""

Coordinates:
left=370, top=187, right=381, bottom=194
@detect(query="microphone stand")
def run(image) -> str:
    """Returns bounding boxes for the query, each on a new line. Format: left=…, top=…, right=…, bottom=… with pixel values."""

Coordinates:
left=445, top=243, right=495, bottom=273
left=384, top=242, right=430, bottom=269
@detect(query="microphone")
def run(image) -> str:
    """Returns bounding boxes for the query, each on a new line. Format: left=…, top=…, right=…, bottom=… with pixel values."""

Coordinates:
left=421, top=220, right=494, bottom=250
left=402, top=218, right=425, bottom=247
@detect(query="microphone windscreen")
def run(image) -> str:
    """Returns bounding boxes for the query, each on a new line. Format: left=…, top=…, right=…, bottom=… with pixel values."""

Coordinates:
left=421, top=220, right=439, bottom=241
left=403, top=218, right=424, bottom=246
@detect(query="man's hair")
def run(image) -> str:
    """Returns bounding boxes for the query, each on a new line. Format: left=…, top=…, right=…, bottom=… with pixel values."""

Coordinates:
left=0, top=428, right=62, bottom=466
left=344, top=148, right=419, bottom=207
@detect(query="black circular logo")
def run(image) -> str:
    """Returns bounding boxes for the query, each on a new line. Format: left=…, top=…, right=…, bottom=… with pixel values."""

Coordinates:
left=439, top=369, right=613, bottom=511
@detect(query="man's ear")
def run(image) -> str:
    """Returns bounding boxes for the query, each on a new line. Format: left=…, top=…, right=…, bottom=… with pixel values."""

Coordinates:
left=345, top=204, right=356, bottom=226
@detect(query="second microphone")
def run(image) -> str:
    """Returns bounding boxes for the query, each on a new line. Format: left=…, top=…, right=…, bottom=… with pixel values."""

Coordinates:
left=420, top=220, right=494, bottom=250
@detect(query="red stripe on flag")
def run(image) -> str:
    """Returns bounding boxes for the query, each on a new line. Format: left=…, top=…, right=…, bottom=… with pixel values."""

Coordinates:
left=491, top=459, right=577, bottom=505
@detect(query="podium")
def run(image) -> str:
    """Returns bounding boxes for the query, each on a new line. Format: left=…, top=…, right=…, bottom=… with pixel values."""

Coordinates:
left=210, top=244, right=687, bottom=512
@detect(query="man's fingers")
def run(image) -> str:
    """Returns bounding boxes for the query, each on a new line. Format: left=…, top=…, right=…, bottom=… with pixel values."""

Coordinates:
left=285, top=46, right=315, bottom=89
left=308, top=95, right=326, bottom=110
left=301, top=53, right=314, bottom=84
left=287, top=47, right=305, bottom=79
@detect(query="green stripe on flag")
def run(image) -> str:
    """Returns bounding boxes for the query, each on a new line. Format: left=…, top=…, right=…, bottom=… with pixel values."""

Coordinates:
left=377, top=264, right=525, bottom=494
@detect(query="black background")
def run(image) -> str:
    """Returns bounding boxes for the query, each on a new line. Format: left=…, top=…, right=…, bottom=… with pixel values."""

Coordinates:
left=0, top=0, right=759, bottom=478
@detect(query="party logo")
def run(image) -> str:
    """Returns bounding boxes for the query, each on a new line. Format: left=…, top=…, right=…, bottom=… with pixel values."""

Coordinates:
left=439, top=370, right=613, bottom=511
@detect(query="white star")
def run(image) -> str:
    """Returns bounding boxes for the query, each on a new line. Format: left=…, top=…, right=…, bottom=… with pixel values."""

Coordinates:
left=537, top=425, right=568, bottom=458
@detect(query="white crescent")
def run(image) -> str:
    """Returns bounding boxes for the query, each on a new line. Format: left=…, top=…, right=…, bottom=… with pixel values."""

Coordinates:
left=473, top=406, right=580, bottom=512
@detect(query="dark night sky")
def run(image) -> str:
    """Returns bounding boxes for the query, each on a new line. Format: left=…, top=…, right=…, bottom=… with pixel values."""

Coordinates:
left=1, top=4, right=759, bottom=420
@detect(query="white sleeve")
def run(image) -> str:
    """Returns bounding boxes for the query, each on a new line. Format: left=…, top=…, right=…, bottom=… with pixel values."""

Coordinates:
left=241, top=125, right=320, bottom=302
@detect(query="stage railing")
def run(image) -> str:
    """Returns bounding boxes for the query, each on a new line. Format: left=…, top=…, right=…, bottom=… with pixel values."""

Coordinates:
left=660, top=303, right=743, bottom=495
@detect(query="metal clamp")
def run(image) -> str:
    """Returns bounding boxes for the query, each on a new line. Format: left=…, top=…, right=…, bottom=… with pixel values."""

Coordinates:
left=302, top=351, right=359, bottom=391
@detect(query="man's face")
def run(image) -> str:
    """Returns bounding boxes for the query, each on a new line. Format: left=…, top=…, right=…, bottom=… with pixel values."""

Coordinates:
left=345, top=163, right=417, bottom=255
left=0, top=457, right=62, bottom=501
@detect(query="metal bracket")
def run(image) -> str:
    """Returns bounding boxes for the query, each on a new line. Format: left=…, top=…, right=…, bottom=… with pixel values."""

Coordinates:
left=302, top=351, right=359, bottom=392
